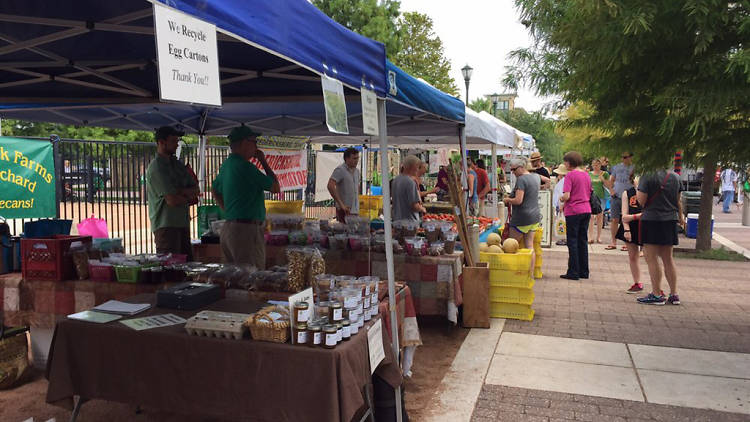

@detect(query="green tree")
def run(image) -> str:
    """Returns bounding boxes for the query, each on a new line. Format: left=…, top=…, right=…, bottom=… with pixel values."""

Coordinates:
left=499, top=108, right=563, bottom=164
left=311, top=0, right=402, bottom=57
left=504, top=0, right=750, bottom=250
left=394, top=12, right=458, bottom=95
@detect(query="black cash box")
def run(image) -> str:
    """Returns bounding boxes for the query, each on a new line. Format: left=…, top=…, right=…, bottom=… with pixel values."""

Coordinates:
left=156, top=282, right=221, bottom=310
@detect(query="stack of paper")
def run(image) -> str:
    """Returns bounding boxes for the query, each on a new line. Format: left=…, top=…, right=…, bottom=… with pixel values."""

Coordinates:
left=67, top=310, right=122, bottom=324
left=92, top=300, right=151, bottom=316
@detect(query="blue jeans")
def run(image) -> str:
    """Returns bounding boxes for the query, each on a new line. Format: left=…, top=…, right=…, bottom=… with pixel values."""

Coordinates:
left=722, top=190, right=734, bottom=212
left=565, top=213, right=591, bottom=278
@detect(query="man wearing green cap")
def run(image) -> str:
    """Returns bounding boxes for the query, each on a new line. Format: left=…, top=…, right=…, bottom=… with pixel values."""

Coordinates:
left=213, top=126, right=280, bottom=268
left=147, top=126, right=199, bottom=260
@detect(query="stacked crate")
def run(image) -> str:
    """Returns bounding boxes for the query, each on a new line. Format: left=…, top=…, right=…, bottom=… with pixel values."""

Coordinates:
left=479, top=249, right=535, bottom=321
left=359, top=195, right=383, bottom=220
left=533, top=227, right=543, bottom=279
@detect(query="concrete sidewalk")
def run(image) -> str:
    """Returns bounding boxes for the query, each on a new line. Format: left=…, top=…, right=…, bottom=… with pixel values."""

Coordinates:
left=420, top=238, right=750, bottom=421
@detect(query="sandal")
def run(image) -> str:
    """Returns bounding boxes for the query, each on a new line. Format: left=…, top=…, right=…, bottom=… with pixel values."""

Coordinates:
left=621, top=246, right=629, bottom=251
left=605, top=245, right=617, bottom=250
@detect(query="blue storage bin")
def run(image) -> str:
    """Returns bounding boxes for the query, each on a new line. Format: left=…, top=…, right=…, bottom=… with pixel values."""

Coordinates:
left=23, top=219, right=72, bottom=238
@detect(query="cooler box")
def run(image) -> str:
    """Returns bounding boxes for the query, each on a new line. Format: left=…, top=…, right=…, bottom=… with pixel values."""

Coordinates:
left=686, top=213, right=714, bottom=239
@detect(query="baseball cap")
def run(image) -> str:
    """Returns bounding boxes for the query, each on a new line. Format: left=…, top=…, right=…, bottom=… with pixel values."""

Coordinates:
left=227, top=126, right=261, bottom=144
left=155, top=126, right=185, bottom=141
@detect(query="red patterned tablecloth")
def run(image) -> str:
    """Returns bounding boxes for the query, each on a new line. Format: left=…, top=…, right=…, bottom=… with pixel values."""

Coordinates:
left=0, top=273, right=174, bottom=328
left=267, top=246, right=463, bottom=323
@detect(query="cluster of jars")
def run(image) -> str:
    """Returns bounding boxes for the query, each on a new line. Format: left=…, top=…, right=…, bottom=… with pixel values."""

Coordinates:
left=295, top=275, right=380, bottom=349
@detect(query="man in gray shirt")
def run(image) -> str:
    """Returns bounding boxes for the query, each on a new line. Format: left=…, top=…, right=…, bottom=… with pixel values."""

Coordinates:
left=392, top=155, right=426, bottom=221
left=328, top=147, right=360, bottom=223
left=606, top=152, right=634, bottom=249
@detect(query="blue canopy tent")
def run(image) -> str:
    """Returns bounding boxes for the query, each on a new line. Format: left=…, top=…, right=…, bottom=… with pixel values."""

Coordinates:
left=0, top=1, right=448, bottom=420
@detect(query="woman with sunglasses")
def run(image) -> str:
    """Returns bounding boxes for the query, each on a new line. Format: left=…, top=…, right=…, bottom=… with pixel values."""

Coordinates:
left=559, top=151, right=592, bottom=280
left=503, top=158, right=542, bottom=276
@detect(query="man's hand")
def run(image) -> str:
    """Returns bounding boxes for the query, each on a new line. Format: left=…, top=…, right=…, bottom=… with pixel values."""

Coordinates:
left=341, top=205, right=352, bottom=215
left=624, top=231, right=631, bottom=242
left=255, top=149, right=266, bottom=161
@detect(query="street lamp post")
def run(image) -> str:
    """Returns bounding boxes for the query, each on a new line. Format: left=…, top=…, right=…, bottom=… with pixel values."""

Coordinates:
left=461, top=64, right=473, bottom=105
left=488, top=93, right=501, bottom=117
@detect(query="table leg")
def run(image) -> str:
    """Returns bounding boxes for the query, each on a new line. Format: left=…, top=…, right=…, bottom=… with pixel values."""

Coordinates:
left=359, top=383, right=375, bottom=422
left=69, top=396, right=83, bottom=422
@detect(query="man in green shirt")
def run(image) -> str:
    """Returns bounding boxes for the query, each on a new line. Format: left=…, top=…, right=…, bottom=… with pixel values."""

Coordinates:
left=146, top=126, right=199, bottom=260
left=213, top=126, right=280, bottom=268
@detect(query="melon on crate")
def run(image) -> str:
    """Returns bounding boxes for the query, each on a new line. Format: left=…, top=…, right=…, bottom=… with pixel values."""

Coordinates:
left=502, top=238, right=519, bottom=254
left=486, top=232, right=502, bottom=246
left=488, top=244, right=503, bottom=254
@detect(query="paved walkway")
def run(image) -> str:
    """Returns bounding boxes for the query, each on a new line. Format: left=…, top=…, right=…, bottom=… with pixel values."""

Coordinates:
left=420, top=221, right=750, bottom=422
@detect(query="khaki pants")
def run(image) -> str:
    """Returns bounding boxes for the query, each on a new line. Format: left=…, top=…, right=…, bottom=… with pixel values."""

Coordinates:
left=153, top=227, right=194, bottom=261
left=220, top=221, right=266, bottom=269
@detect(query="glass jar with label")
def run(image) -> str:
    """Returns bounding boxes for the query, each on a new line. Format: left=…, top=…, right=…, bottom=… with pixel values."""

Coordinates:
left=329, top=301, right=343, bottom=322
left=308, top=324, right=322, bottom=348
left=364, top=306, right=372, bottom=322
left=335, top=322, right=343, bottom=342
left=342, top=319, right=351, bottom=340
left=293, top=301, right=310, bottom=325
left=350, top=315, right=360, bottom=334
left=295, top=323, right=308, bottom=346
left=323, top=324, right=338, bottom=349
left=315, top=301, right=330, bottom=320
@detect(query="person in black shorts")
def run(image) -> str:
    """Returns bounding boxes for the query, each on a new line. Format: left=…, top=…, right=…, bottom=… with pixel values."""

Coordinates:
left=635, top=170, right=684, bottom=305
left=615, top=173, right=643, bottom=294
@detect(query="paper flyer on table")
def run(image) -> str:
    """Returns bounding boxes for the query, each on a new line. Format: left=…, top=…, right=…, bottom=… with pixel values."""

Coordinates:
left=120, top=314, right=187, bottom=331
left=67, top=310, right=122, bottom=324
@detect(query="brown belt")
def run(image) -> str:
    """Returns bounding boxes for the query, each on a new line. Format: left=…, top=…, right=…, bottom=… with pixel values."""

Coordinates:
left=225, top=219, right=264, bottom=225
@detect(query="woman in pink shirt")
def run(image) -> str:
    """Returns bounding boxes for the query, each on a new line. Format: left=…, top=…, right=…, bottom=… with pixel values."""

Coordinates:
left=559, top=151, right=592, bottom=280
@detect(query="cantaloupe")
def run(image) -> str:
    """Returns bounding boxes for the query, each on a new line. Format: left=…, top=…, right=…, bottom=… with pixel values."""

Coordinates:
left=479, top=242, right=489, bottom=252
left=488, top=244, right=503, bottom=254
left=486, top=233, right=502, bottom=246
left=502, top=238, right=519, bottom=254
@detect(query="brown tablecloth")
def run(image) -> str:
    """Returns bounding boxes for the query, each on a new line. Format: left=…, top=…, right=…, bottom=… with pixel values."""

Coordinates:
left=45, top=294, right=402, bottom=422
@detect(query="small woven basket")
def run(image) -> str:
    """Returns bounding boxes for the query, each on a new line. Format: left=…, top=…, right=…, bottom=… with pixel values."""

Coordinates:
left=0, top=329, right=30, bottom=390
left=246, top=306, right=290, bottom=343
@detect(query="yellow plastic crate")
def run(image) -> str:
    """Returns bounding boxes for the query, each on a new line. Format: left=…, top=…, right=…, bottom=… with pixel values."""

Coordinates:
left=534, top=268, right=543, bottom=279
left=361, top=208, right=380, bottom=220
left=490, top=302, right=535, bottom=321
left=265, top=200, right=303, bottom=214
left=359, top=195, right=383, bottom=211
left=490, top=286, right=534, bottom=305
left=535, top=256, right=543, bottom=268
left=489, top=269, right=534, bottom=289
left=534, top=227, right=543, bottom=245
left=480, top=249, right=533, bottom=270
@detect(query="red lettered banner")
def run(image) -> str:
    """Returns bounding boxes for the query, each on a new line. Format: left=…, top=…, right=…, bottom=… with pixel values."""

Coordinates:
left=250, top=150, right=307, bottom=191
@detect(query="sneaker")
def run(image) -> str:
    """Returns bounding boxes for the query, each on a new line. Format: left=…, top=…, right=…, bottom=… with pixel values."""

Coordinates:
left=637, top=293, right=666, bottom=305
left=626, top=283, right=644, bottom=294
left=667, top=294, right=681, bottom=305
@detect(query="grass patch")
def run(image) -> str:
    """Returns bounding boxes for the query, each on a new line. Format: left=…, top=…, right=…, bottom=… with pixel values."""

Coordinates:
left=675, top=247, right=748, bottom=262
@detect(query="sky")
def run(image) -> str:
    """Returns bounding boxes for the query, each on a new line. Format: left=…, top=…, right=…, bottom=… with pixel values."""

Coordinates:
left=398, top=0, right=548, bottom=112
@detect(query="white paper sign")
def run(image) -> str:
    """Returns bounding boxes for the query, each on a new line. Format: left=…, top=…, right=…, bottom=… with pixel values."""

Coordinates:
left=119, top=314, right=187, bottom=331
left=288, top=287, right=314, bottom=343
left=322, top=75, right=349, bottom=134
left=367, top=319, right=385, bottom=374
left=361, top=88, right=379, bottom=136
left=538, top=190, right=552, bottom=247
left=153, top=3, right=222, bottom=106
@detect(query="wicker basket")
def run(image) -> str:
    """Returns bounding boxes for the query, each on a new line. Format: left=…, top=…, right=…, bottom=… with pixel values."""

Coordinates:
left=0, top=328, right=30, bottom=390
left=246, top=306, right=290, bottom=343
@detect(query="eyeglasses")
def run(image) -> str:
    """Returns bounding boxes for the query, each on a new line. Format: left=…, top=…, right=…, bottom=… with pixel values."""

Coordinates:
left=510, top=167, right=519, bottom=172
left=622, top=155, right=631, bottom=159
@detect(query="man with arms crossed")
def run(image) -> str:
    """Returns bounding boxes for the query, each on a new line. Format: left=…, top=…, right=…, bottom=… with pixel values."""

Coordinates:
left=328, top=147, right=360, bottom=223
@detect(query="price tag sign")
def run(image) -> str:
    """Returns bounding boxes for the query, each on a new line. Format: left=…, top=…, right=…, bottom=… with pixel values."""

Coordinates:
left=367, top=319, right=385, bottom=374
left=361, top=87, right=379, bottom=135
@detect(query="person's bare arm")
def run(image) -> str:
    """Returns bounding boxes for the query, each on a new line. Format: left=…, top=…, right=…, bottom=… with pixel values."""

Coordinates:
left=256, top=150, right=281, bottom=193
left=467, top=173, right=475, bottom=197
left=327, top=178, right=350, bottom=214
left=479, top=182, right=491, bottom=198
left=411, top=201, right=427, bottom=213
left=504, top=189, right=525, bottom=206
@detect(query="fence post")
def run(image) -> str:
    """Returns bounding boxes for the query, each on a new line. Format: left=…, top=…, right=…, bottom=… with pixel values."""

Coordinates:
left=51, top=134, right=62, bottom=218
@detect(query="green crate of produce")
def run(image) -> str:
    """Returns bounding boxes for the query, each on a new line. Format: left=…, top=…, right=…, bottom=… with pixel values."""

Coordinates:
left=114, top=265, right=141, bottom=283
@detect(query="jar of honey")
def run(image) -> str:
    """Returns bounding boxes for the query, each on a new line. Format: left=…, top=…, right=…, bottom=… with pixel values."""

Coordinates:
left=342, top=319, right=351, bottom=340
left=293, top=301, right=310, bottom=325
left=323, top=324, right=338, bottom=349
left=295, top=323, right=308, bottom=346
left=308, top=324, right=322, bottom=348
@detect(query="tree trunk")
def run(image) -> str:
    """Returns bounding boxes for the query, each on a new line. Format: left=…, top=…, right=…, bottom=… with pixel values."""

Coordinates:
left=695, top=154, right=717, bottom=251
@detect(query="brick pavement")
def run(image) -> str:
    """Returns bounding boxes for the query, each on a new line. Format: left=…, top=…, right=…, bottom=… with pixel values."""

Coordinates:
left=471, top=385, right=749, bottom=422
left=503, top=250, right=750, bottom=353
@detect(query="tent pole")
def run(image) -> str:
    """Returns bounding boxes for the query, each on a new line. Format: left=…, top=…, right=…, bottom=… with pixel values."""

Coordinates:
left=197, top=134, right=207, bottom=203
left=459, top=126, right=469, bottom=210
left=362, top=141, right=368, bottom=195
left=490, top=143, right=498, bottom=211
left=378, top=98, right=402, bottom=422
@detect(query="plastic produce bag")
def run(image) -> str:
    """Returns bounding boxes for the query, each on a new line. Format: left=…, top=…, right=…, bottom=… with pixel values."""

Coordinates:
left=77, top=214, right=109, bottom=238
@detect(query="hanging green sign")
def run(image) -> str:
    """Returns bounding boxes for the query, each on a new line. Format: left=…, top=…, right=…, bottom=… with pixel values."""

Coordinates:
left=0, top=136, right=56, bottom=218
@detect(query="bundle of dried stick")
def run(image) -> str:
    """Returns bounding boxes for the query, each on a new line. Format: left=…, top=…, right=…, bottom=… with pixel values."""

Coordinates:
left=444, top=163, right=475, bottom=266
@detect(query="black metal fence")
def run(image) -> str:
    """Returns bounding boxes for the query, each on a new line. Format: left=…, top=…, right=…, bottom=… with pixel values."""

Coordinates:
left=4, top=137, right=335, bottom=254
